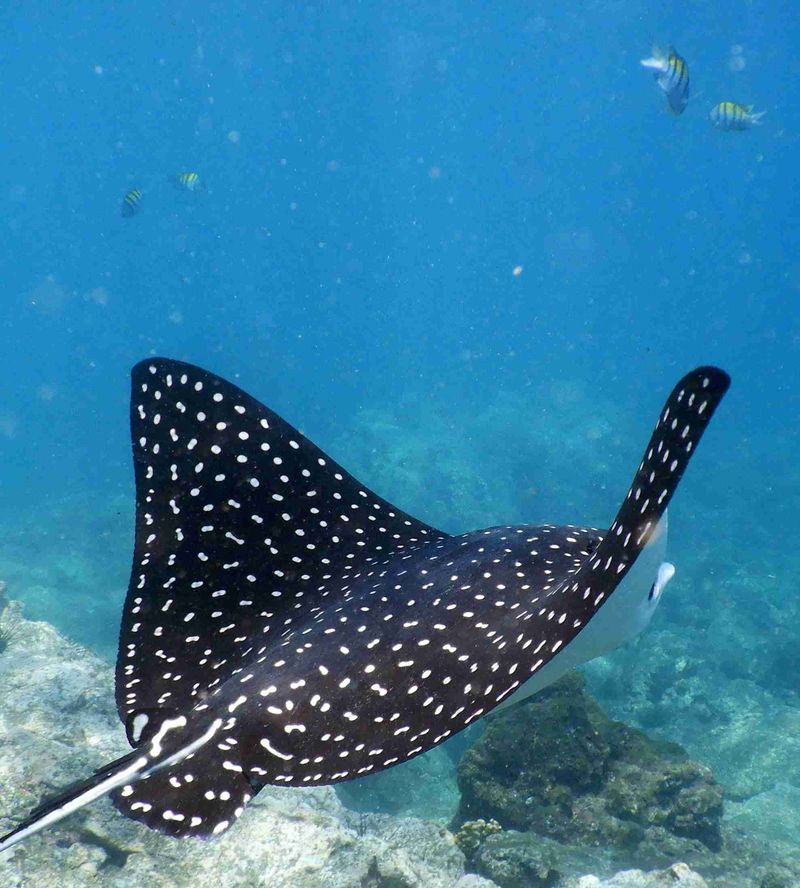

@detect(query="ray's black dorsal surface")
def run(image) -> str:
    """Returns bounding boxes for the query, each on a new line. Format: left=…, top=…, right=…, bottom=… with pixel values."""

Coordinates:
left=0, top=360, right=730, bottom=850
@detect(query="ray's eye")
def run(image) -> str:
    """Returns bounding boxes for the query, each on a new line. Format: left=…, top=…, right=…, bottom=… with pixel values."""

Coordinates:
left=648, top=583, right=656, bottom=601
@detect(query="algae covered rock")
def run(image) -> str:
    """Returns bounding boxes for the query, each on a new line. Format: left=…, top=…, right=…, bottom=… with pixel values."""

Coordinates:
left=453, top=818, right=503, bottom=862
left=455, top=673, right=723, bottom=855
left=587, top=622, right=800, bottom=805
left=466, top=827, right=754, bottom=888
left=472, top=830, right=561, bottom=888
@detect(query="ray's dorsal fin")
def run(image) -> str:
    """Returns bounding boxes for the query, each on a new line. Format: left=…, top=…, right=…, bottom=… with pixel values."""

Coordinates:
left=551, top=366, right=729, bottom=623
left=116, top=359, right=447, bottom=740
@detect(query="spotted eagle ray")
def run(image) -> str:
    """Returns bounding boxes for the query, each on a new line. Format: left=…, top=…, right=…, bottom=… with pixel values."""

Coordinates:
left=0, top=360, right=729, bottom=851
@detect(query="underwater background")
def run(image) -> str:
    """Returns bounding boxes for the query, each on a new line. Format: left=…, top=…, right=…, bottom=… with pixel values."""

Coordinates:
left=0, top=1, right=798, bottom=886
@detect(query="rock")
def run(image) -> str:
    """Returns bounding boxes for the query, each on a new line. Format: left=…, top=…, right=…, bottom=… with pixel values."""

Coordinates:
left=454, top=674, right=800, bottom=888
left=455, top=877, right=501, bottom=888
left=472, top=831, right=562, bottom=888
left=0, top=602, right=492, bottom=888
left=453, top=818, right=503, bottom=862
left=466, top=822, right=800, bottom=888
left=565, top=862, right=709, bottom=887
left=468, top=829, right=620, bottom=888
left=724, top=783, right=800, bottom=848
left=455, top=673, right=723, bottom=857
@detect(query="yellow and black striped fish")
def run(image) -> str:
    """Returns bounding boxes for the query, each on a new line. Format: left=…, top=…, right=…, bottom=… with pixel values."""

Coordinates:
left=172, top=172, right=205, bottom=192
left=121, top=188, right=142, bottom=218
left=709, top=101, right=765, bottom=131
left=640, top=46, right=689, bottom=115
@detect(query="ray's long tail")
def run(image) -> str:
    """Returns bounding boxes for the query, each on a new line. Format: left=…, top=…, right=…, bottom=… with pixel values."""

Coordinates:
left=0, top=751, right=147, bottom=853
left=0, top=716, right=224, bottom=853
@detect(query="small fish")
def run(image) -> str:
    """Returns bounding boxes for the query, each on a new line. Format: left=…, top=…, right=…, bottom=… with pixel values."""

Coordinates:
left=0, top=360, right=730, bottom=851
left=640, top=46, right=690, bottom=115
left=709, top=101, right=765, bottom=131
left=120, top=188, right=142, bottom=218
left=172, top=172, right=205, bottom=192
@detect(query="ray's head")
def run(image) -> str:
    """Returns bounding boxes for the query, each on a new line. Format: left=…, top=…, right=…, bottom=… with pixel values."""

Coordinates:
left=626, top=512, right=674, bottom=636
left=565, top=513, right=676, bottom=671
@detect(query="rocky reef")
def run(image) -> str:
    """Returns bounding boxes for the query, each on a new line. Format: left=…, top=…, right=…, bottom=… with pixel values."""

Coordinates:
left=328, top=378, right=629, bottom=537
left=564, top=863, right=712, bottom=887
left=456, top=673, right=723, bottom=855
left=0, top=586, right=797, bottom=888
left=583, top=574, right=800, bottom=805
left=0, top=593, right=489, bottom=888
left=452, top=672, right=800, bottom=887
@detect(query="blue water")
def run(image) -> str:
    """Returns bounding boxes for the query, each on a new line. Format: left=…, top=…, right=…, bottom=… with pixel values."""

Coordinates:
left=0, top=0, right=798, bottom=880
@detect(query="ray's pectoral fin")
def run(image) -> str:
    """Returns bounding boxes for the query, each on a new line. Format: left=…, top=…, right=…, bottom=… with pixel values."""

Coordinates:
left=116, top=358, right=447, bottom=732
left=110, top=745, right=255, bottom=839
left=560, top=366, right=730, bottom=624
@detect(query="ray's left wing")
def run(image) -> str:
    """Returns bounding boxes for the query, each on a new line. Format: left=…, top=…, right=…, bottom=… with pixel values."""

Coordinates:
left=117, top=359, right=447, bottom=744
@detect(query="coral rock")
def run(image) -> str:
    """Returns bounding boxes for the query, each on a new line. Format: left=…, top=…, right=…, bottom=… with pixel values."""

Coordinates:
left=455, top=673, right=723, bottom=855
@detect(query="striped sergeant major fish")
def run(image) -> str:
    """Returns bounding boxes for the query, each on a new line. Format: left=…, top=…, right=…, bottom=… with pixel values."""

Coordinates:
left=120, top=188, right=142, bottom=218
left=640, top=46, right=690, bottom=115
left=172, top=172, right=205, bottom=192
left=0, top=360, right=729, bottom=851
left=709, top=102, right=765, bottom=131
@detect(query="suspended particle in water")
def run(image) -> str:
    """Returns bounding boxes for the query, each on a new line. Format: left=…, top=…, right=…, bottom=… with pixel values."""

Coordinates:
left=512, top=265, right=523, bottom=277
left=728, top=45, right=746, bottom=72
left=0, top=413, right=18, bottom=439
left=85, top=286, right=109, bottom=306
left=37, top=385, right=58, bottom=402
